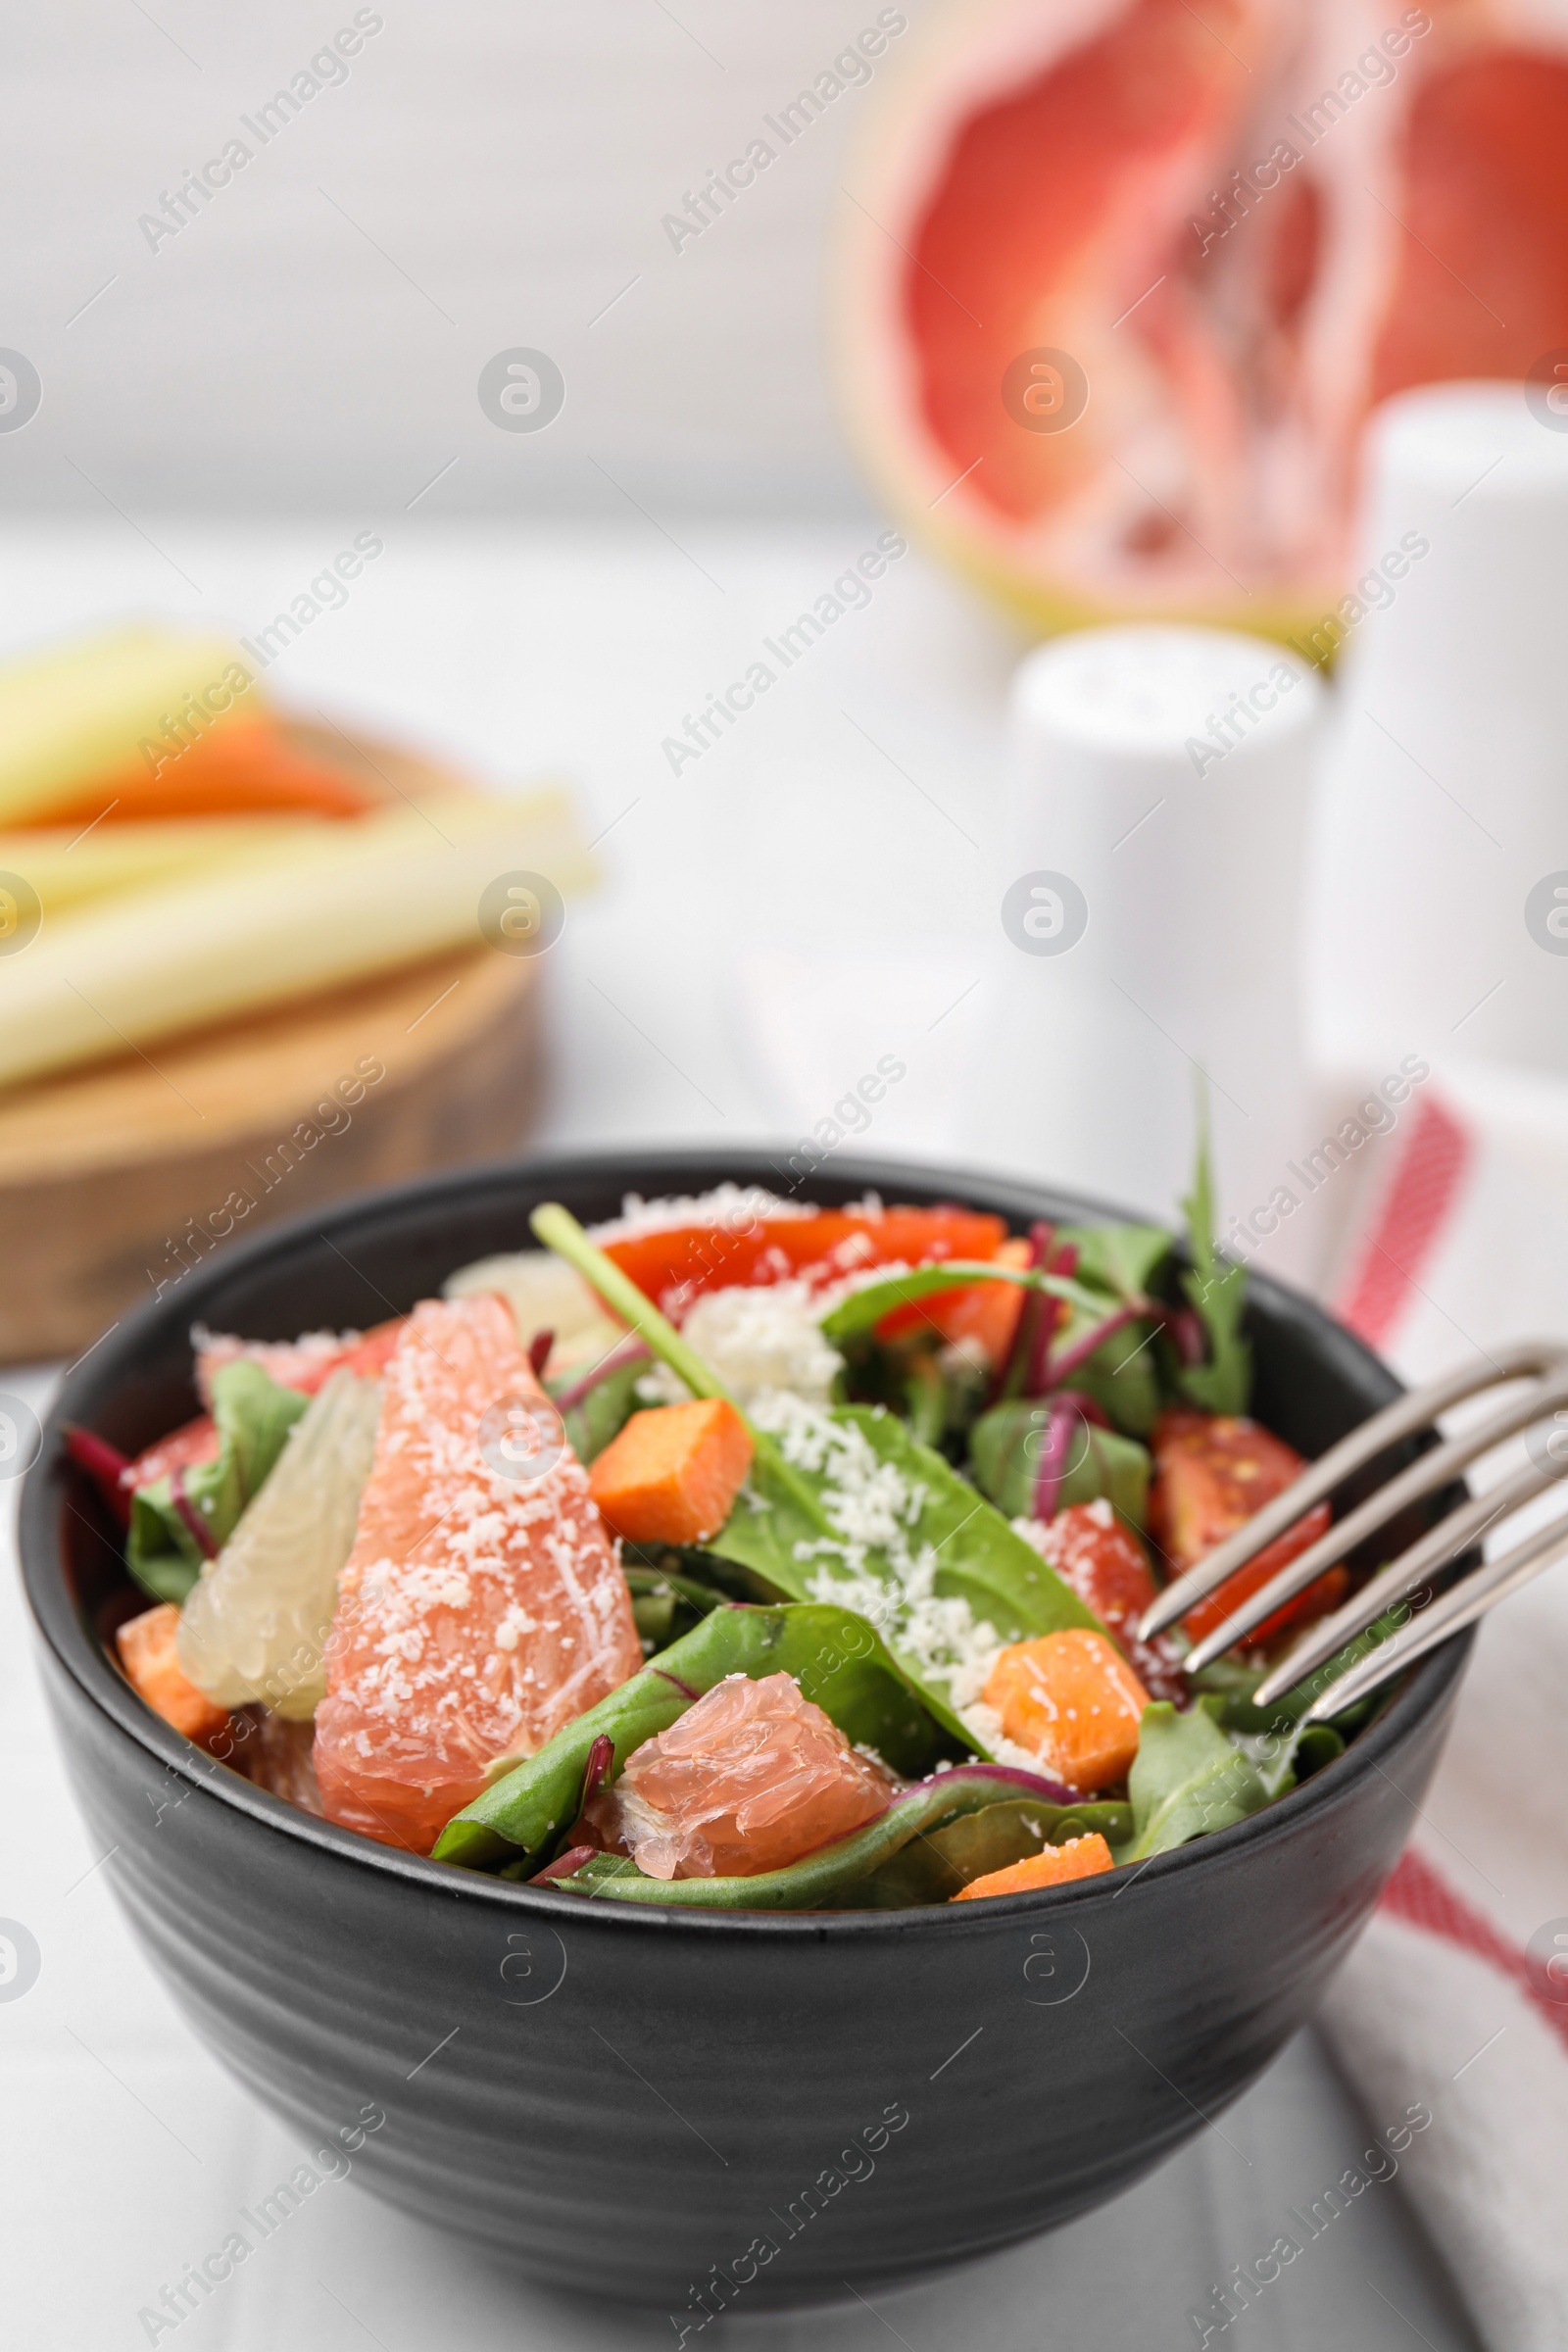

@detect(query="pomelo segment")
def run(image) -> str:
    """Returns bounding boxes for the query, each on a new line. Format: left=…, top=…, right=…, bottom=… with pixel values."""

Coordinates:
left=314, top=1296, right=642, bottom=1853
left=835, top=0, right=1568, bottom=639
left=582, top=1671, right=895, bottom=1880
left=177, top=1369, right=381, bottom=1720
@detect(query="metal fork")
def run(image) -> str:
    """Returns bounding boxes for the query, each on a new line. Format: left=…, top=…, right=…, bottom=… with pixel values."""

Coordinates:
left=1136, top=1340, right=1568, bottom=1725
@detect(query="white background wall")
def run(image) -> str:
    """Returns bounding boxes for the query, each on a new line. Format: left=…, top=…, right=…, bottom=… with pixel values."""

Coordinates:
left=2, top=0, right=918, bottom=517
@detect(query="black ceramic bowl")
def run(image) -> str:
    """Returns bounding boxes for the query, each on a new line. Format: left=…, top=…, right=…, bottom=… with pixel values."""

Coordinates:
left=21, top=1150, right=1469, bottom=2315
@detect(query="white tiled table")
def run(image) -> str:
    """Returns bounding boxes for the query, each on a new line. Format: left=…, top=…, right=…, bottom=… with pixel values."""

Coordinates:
left=0, top=521, right=1478, bottom=2351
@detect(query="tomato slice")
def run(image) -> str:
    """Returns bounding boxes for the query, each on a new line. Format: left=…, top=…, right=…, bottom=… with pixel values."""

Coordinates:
left=1150, top=1407, right=1344, bottom=1651
left=875, top=1234, right=1032, bottom=1362
left=1038, top=1500, right=1188, bottom=1701
left=602, top=1207, right=1007, bottom=1320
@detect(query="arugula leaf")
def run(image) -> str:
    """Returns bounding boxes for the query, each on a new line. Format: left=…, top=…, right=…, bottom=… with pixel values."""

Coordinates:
left=126, top=1362, right=309, bottom=1603
left=1114, top=1697, right=1268, bottom=1862
left=817, top=1259, right=1105, bottom=1348
left=434, top=1601, right=961, bottom=1870
left=1174, top=1116, right=1251, bottom=1415
left=1057, top=1221, right=1172, bottom=1304
left=968, top=1399, right=1151, bottom=1526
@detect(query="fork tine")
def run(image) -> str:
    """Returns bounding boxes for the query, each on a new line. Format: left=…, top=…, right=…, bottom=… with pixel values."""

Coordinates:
left=1178, top=1390, right=1568, bottom=1677
left=1250, top=1455, right=1559, bottom=1704
left=1148, top=1360, right=1568, bottom=1661
left=1299, top=1507, right=1568, bottom=1725
left=1136, top=1341, right=1565, bottom=1641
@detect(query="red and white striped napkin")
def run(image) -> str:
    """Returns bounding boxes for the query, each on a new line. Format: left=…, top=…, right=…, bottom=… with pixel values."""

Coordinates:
left=1317, top=1081, right=1568, bottom=2352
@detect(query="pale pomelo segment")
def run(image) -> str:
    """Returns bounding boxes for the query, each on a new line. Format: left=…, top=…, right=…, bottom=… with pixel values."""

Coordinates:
left=314, top=1295, right=642, bottom=1853
left=177, top=1369, right=381, bottom=1720
left=834, top=0, right=1568, bottom=643
left=582, top=1671, right=895, bottom=1881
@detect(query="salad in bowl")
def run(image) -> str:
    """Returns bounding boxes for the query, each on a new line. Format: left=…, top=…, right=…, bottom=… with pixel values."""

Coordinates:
left=73, top=1152, right=1389, bottom=1914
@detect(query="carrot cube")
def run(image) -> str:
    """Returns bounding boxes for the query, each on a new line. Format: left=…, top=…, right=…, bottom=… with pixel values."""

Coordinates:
left=952, top=1832, right=1115, bottom=1900
left=587, top=1398, right=755, bottom=1545
left=983, top=1629, right=1150, bottom=1791
left=116, top=1603, right=231, bottom=1747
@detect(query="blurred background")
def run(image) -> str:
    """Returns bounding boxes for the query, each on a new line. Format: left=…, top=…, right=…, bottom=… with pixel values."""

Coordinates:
left=5, top=0, right=1567, bottom=1361
left=5, top=2, right=1568, bottom=2346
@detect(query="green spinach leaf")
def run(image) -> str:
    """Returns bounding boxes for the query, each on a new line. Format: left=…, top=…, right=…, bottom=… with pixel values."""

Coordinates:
left=551, top=1354, right=645, bottom=1464
left=968, top=1399, right=1151, bottom=1525
left=1052, top=1312, right=1163, bottom=1436
left=126, top=1362, right=310, bottom=1603
left=1114, top=1697, right=1268, bottom=1862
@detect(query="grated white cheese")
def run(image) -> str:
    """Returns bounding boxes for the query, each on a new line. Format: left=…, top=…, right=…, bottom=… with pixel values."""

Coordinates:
left=751, top=1395, right=1034, bottom=1763
left=635, top=1282, right=843, bottom=1410
left=588, top=1185, right=812, bottom=1242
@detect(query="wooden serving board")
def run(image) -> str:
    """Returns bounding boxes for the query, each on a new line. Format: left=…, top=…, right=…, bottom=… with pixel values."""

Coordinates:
left=0, top=726, right=545, bottom=1362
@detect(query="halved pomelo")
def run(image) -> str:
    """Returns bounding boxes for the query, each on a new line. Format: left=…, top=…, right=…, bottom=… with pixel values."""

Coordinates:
left=314, top=1296, right=642, bottom=1852
left=834, top=0, right=1568, bottom=640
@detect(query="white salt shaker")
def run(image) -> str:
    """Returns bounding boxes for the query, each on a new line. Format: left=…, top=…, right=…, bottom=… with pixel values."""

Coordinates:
left=961, top=624, right=1330, bottom=1283
left=1306, top=380, right=1568, bottom=1085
